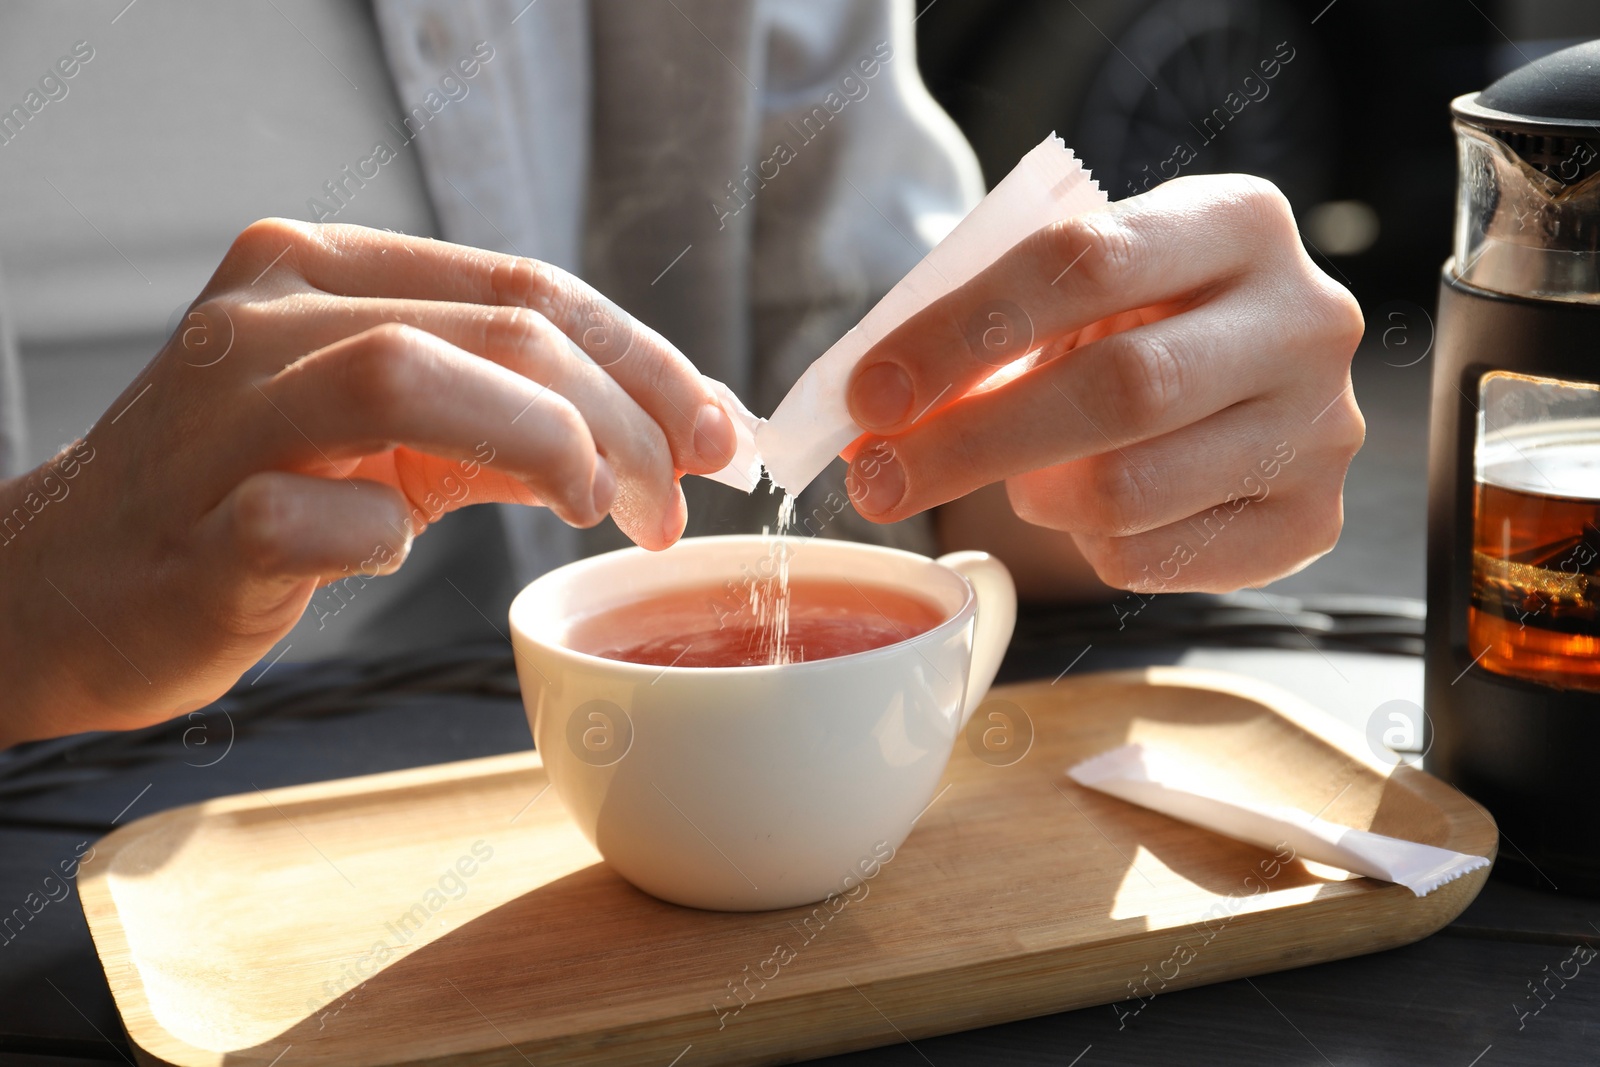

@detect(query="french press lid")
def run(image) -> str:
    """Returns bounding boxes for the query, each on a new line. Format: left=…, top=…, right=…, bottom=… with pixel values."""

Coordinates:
left=1450, top=40, right=1600, bottom=301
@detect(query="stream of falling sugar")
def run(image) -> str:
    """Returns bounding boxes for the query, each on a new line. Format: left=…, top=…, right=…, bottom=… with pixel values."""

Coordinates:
left=752, top=488, right=796, bottom=664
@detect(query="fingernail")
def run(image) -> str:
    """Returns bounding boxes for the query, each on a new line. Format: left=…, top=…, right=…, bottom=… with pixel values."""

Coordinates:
left=851, top=446, right=905, bottom=517
left=591, top=455, right=616, bottom=518
left=393, top=522, right=415, bottom=566
left=693, top=402, right=735, bottom=469
left=849, top=362, right=914, bottom=431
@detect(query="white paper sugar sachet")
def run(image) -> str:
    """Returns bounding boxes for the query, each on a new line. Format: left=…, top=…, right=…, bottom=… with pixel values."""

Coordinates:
left=744, top=133, right=1109, bottom=495
left=699, top=377, right=765, bottom=492
left=1067, top=744, right=1490, bottom=897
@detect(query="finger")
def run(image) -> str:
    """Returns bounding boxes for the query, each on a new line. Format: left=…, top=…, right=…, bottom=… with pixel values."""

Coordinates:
left=1071, top=474, right=1349, bottom=594
left=254, top=323, right=613, bottom=530
left=334, top=447, right=634, bottom=543
left=342, top=448, right=541, bottom=525
left=195, top=471, right=415, bottom=631
left=219, top=219, right=737, bottom=474
left=845, top=175, right=1305, bottom=434
left=241, top=295, right=686, bottom=548
left=1005, top=404, right=1306, bottom=538
left=848, top=294, right=1306, bottom=521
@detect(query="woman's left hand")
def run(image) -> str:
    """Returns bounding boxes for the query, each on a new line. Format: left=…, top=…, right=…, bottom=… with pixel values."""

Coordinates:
left=844, top=174, right=1366, bottom=593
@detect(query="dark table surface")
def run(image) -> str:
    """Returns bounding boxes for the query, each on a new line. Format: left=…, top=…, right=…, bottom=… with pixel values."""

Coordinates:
left=2, top=628, right=1595, bottom=1067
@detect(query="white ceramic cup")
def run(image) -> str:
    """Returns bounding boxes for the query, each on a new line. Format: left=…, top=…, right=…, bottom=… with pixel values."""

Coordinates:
left=508, top=535, right=1016, bottom=911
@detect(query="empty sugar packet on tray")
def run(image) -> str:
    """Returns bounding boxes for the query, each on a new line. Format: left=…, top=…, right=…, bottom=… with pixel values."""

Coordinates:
left=698, top=133, right=1109, bottom=495
left=1066, top=744, right=1491, bottom=898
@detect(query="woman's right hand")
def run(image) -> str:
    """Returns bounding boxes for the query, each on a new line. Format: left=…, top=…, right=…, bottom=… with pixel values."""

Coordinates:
left=0, top=218, right=737, bottom=745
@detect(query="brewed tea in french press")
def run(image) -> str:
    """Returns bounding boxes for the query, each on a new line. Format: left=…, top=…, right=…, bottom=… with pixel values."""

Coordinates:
left=1427, top=40, right=1600, bottom=891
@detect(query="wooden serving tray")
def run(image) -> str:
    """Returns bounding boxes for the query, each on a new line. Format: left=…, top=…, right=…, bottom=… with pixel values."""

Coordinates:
left=79, top=668, right=1495, bottom=1067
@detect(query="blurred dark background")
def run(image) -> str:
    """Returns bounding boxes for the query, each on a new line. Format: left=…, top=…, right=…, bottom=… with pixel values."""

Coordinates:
left=917, top=0, right=1600, bottom=317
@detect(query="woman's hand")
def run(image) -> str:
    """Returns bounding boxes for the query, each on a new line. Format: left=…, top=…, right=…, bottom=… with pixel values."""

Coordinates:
left=0, top=219, right=736, bottom=744
left=845, top=175, right=1366, bottom=593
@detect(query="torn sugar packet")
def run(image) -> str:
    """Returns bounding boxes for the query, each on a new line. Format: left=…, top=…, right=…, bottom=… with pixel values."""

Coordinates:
left=740, top=133, right=1109, bottom=495
left=698, top=377, right=765, bottom=492
left=695, top=134, right=1107, bottom=494
left=1066, top=743, right=1491, bottom=898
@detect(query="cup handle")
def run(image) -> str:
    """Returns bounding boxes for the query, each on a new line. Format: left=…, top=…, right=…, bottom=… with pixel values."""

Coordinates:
left=936, top=551, right=1017, bottom=730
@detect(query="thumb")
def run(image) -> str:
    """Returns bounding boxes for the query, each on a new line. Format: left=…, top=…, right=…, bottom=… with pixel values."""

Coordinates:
left=196, top=471, right=414, bottom=636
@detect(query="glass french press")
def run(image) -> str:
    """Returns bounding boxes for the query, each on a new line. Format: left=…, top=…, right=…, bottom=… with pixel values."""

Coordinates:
left=1427, top=40, right=1600, bottom=891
